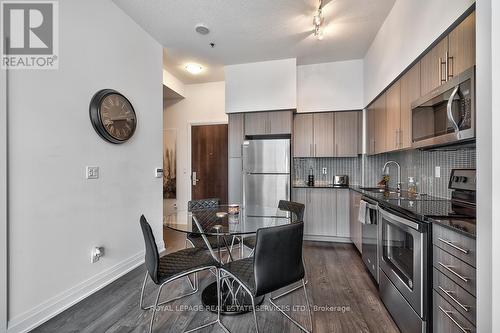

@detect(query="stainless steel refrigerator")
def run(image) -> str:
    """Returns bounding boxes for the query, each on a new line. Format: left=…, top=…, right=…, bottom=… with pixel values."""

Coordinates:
left=242, top=138, right=290, bottom=219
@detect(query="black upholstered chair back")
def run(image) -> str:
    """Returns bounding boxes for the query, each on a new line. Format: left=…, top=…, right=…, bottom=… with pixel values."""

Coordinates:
left=188, top=198, right=220, bottom=212
left=139, top=215, right=160, bottom=284
left=278, top=200, right=305, bottom=222
left=253, top=222, right=305, bottom=297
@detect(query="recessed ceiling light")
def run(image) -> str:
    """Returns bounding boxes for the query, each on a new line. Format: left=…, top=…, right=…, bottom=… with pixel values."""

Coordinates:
left=185, top=63, right=203, bottom=74
left=195, top=24, right=210, bottom=35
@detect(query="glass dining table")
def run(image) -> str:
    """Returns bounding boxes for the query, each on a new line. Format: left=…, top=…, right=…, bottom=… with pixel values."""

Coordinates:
left=164, top=204, right=291, bottom=315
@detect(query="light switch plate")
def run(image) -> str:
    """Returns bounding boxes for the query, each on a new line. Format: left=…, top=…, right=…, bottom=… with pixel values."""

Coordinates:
left=435, top=166, right=441, bottom=178
left=86, top=166, right=99, bottom=179
left=155, top=168, right=163, bottom=178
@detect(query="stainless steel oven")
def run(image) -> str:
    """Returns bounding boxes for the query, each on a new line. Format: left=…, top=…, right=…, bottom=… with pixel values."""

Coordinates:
left=411, top=66, right=475, bottom=149
left=378, top=207, right=429, bottom=333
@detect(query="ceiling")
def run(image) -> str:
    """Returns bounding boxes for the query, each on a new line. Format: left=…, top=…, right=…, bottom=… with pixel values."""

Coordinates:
left=114, top=0, right=395, bottom=84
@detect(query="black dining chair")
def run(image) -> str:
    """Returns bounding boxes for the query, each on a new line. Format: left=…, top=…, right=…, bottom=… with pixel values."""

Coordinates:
left=219, top=222, right=313, bottom=333
left=187, top=198, right=240, bottom=261
left=242, top=200, right=305, bottom=255
left=139, top=215, right=223, bottom=333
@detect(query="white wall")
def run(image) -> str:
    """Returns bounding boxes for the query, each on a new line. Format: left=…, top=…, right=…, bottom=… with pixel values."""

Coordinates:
left=163, top=81, right=227, bottom=211
left=163, top=69, right=185, bottom=98
left=363, top=0, right=475, bottom=105
left=297, top=60, right=364, bottom=112
left=6, top=1, right=163, bottom=331
left=225, top=58, right=296, bottom=113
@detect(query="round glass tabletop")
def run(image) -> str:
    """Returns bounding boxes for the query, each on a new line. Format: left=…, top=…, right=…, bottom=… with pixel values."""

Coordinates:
left=164, top=205, right=291, bottom=236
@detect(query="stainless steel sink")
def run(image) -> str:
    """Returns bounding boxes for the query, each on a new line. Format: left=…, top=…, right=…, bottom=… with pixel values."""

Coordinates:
left=359, top=187, right=397, bottom=194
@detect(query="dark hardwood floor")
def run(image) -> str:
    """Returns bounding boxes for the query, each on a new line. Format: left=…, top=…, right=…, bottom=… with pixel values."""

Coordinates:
left=33, top=229, right=399, bottom=333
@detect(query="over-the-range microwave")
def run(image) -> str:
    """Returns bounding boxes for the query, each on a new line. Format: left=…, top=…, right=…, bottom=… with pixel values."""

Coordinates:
left=411, top=66, right=475, bottom=149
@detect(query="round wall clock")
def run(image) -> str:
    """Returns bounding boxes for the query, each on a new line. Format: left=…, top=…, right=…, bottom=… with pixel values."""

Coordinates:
left=89, top=89, right=137, bottom=144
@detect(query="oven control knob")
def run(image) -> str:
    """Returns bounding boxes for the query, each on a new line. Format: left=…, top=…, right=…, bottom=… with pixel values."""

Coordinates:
left=453, top=176, right=460, bottom=182
left=461, top=176, right=468, bottom=183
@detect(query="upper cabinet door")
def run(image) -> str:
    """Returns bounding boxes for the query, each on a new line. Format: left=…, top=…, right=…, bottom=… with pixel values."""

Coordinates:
left=374, top=93, right=387, bottom=154
left=366, top=105, right=376, bottom=155
left=335, top=111, right=359, bottom=157
left=448, top=12, right=475, bottom=78
left=420, top=38, right=448, bottom=96
left=400, top=62, right=421, bottom=149
left=385, top=81, right=401, bottom=152
left=244, top=112, right=268, bottom=135
left=293, top=113, right=314, bottom=157
left=267, top=110, right=293, bottom=134
left=313, top=113, right=335, bottom=157
left=228, top=113, right=245, bottom=158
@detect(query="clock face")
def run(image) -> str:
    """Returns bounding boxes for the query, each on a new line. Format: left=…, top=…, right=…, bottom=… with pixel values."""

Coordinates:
left=90, top=89, right=137, bottom=144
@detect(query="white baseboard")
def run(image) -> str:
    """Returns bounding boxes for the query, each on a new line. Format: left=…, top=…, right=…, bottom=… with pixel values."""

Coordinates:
left=7, top=241, right=165, bottom=333
left=304, top=235, right=352, bottom=243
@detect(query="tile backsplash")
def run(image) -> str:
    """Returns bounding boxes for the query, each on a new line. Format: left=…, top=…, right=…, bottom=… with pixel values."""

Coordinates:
left=293, top=157, right=361, bottom=186
left=293, top=147, right=476, bottom=199
left=363, top=148, right=476, bottom=199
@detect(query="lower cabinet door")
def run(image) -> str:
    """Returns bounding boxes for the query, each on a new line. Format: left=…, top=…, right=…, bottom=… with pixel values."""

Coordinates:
left=308, top=189, right=336, bottom=236
left=433, top=290, right=476, bottom=333
left=335, top=189, right=350, bottom=238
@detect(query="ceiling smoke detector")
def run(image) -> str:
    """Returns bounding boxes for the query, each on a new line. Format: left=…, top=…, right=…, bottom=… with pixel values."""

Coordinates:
left=195, top=24, right=210, bottom=35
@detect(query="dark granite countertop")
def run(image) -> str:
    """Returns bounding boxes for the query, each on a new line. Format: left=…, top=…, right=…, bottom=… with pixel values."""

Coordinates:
left=292, top=184, right=350, bottom=189
left=349, top=186, right=476, bottom=238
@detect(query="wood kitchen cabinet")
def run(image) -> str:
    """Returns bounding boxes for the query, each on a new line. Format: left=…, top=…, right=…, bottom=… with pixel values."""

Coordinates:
left=400, top=62, right=421, bottom=149
left=366, top=93, right=387, bottom=155
left=245, top=110, right=292, bottom=136
left=385, top=81, right=401, bottom=152
left=373, top=93, right=387, bottom=154
left=448, top=11, right=475, bottom=79
left=313, top=113, right=335, bottom=157
left=420, top=11, right=475, bottom=96
left=292, top=188, right=350, bottom=240
left=349, top=190, right=362, bottom=253
left=228, top=113, right=245, bottom=158
left=335, top=111, right=359, bottom=157
left=293, top=114, right=313, bottom=157
left=293, top=111, right=360, bottom=158
left=420, top=38, right=448, bottom=96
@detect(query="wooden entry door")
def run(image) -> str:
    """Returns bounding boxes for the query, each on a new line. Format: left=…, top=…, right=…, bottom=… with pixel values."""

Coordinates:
left=191, top=124, right=228, bottom=203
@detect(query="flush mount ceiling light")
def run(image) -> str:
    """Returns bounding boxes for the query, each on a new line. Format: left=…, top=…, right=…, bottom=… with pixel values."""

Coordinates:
left=313, top=0, right=324, bottom=40
left=185, top=63, right=203, bottom=74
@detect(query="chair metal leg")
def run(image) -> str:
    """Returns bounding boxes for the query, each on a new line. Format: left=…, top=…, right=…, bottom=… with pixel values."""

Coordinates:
left=269, top=278, right=313, bottom=333
left=148, top=283, right=164, bottom=333
left=140, top=272, right=199, bottom=311
left=250, top=295, right=259, bottom=333
left=302, top=278, right=313, bottom=332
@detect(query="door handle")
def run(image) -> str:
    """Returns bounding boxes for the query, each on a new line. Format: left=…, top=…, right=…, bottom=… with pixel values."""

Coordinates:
left=192, top=172, right=200, bottom=186
left=447, top=85, right=461, bottom=139
left=438, top=286, right=470, bottom=312
left=438, top=262, right=469, bottom=283
left=438, top=306, right=471, bottom=333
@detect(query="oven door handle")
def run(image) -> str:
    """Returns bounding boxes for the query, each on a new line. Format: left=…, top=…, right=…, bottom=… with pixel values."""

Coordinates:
left=447, top=85, right=461, bottom=139
left=379, top=208, right=420, bottom=231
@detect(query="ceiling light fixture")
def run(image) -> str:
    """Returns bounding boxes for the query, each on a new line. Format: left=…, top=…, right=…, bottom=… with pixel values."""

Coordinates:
left=195, top=24, right=210, bottom=35
left=313, top=0, right=324, bottom=40
left=185, top=63, right=203, bottom=74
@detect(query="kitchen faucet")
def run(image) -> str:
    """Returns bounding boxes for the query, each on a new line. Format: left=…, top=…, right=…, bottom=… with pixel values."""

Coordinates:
left=382, top=160, right=402, bottom=192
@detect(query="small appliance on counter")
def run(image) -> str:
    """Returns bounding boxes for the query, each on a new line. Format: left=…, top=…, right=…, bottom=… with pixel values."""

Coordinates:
left=333, top=175, right=349, bottom=187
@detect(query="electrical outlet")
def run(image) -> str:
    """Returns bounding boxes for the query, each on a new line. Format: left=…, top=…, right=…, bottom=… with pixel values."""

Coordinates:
left=86, top=166, right=99, bottom=179
left=155, top=168, right=163, bottom=178
left=322, top=167, right=327, bottom=175
left=435, top=166, right=441, bottom=178
left=91, top=247, right=104, bottom=263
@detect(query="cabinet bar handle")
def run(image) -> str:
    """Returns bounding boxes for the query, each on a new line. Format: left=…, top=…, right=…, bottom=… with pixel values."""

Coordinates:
left=439, top=57, right=447, bottom=83
left=438, top=286, right=470, bottom=312
left=438, top=237, right=469, bottom=254
left=438, top=262, right=469, bottom=283
left=438, top=306, right=471, bottom=333
left=445, top=51, right=449, bottom=81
